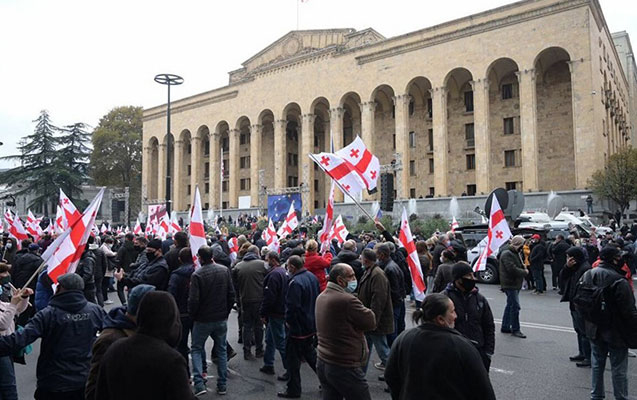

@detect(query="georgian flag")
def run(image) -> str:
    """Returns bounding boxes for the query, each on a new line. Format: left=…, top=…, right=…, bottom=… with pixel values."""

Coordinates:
left=451, top=216, right=459, bottom=233
left=262, top=219, right=280, bottom=253
left=334, top=136, right=380, bottom=192
left=59, top=189, right=82, bottom=228
left=276, top=203, right=298, bottom=237
left=228, top=237, right=238, bottom=263
left=54, top=205, right=66, bottom=234
left=310, top=152, right=367, bottom=196
left=328, top=215, right=348, bottom=244
left=398, top=208, right=426, bottom=301
left=157, top=213, right=170, bottom=240
left=26, top=210, right=42, bottom=241
left=474, top=196, right=512, bottom=272
left=170, top=212, right=182, bottom=234
left=5, top=209, right=29, bottom=247
left=145, top=222, right=153, bottom=238
left=317, top=180, right=335, bottom=244
left=100, top=224, right=107, bottom=234
left=188, top=186, right=207, bottom=268
left=133, top=219, right=142, bottom=235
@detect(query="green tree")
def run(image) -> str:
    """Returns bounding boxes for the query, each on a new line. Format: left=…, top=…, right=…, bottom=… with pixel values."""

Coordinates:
left=90, top=106, right=143, bottom=223
left=589, top=147, right=637, bottom=219
left=0, top=110, right=61, bottom=215
left=56, top=122, right=92, bottom=200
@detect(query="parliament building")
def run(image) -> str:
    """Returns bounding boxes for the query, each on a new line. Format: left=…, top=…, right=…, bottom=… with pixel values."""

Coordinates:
left=142, top=0, right=636, bottom=214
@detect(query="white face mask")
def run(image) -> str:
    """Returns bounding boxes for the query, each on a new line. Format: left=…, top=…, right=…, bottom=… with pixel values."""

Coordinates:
left=440, top=257, right=445, bottom=263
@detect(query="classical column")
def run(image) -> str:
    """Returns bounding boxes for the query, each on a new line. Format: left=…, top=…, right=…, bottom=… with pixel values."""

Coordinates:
left=274, top=119, right=287, bottom=189
left=360, top=102, right=376, bottom=200
left=329, top=107, right=344, bottom=202
left=157, top=143, right=167, bottom=201
left=190, top=136, right=202, bottom=200
left=142, top=146, right=151, bottom=203
left=302, top=113, right=315, bottom=214
left=209, top=133, right=220, bottom=209
left=173, top=139, right=184, bottom=211
left=516, top=69, right=539, bottom=191
left=393, top=94, right=411, bottom=199
left=471, top=79, right=490, bottom=194
left=250, top=124, right=262, bottom=207
left=228, top=128, right=239, bottom=208
left=431, top=87, right=449, bottom=196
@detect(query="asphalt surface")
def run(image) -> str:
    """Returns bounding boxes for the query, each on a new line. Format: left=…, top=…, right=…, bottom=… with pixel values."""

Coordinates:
left=13, top=270, right=637, bottom=399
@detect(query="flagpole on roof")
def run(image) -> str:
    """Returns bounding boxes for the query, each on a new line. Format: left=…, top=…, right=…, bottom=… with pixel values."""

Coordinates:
left=308, top=153, right=374, bottom=221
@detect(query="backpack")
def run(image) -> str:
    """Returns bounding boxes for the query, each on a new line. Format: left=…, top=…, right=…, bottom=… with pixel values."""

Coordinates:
left=573, top=277, right=619, bottom=326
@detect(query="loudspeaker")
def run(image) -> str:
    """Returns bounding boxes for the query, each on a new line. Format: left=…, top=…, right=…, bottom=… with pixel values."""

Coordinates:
left=380, top=173, right=394, bottom=212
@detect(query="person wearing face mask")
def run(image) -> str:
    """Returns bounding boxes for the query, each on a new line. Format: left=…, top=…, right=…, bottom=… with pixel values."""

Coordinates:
left=0, top=273, right=105, bottom=400
left=315, top=263, right=376, bottom=400
left=115, top=239, right=170, bottom=291
left=577, top=246, right=637, bottom=400
left=384, top=293, right=495, bottom=400
left=442, top=262, right=495, bottom=371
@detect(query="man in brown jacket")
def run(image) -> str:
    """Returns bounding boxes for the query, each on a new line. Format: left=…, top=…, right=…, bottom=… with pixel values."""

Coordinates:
left=316, top=263, right=376, bottom=400
left=357, top=249, right=394, bottom=373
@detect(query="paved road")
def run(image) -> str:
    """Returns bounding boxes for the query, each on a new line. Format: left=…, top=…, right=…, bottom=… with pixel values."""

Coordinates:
left=14, top=273, right=637, bottom=399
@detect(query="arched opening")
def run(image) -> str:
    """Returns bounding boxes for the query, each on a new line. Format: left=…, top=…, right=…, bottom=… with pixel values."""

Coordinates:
left=283, top=103, right=302, bottom=188
left=216, top=121, right=230, bottom=209
left=486, top=58, right=521, bottom=191
left=178, top=129, right=191, bottom=210
left=196, top=125, right=210, bottom=208
left=444, top=67, right=475, bottom=196
left=235, top=116, right=252, bottom=199
left=162, top=132, right=175, bottom=202
left=148, top=137, right=159, bottom=200
left=311, top=97, right=331, bottom=209
left=258, top=110, right=275, bottom=194
left=340, top=92, right=362, bottom=147
left=405, top=77, right=433, bottom=198
left=534, top=47, right=575, bottom=190
left=371, top=85, right=396, bottom=167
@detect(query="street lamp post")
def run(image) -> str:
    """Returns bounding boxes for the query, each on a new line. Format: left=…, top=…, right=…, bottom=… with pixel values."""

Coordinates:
left=154, top=73, right=183, bottom=216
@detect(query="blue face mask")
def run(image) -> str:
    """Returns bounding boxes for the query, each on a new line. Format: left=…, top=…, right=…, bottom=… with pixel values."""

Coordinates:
left=346, top=279, right=358, bottom=293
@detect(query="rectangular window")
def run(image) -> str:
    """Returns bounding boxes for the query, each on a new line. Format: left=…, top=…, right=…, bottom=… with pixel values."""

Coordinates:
left=409, top=100, right=415, bottom=116
left=314, top=180, right=319, bottom=191
left=409, top=160, right=416, bottom=176
left=222, top=201, right=228, bottom=209
left=505, top=181, right=517, bottom=191
left=505, top=150, right=516, bottom=167
left=240, top=134, right=246, bottom=145
left=503, top=117, right=515, bottom=135
left=204, top=202, right=209, bottom=210
left=502, top=83, right=513, bottom=100
left=187, top=165, right=191, bottom=176
left=288, top=176, right=298, bottom=187
left=410, top=188, right=416, bottom=198
left=464, top=91, right=474, bottom=112
left=392, top=134, right=396, bottom=150
left=465, top=123, right=475, bottom=148
left=429, top=187, right=435, bottom=197
left=466, top=154, right=475, bottom=170
left=427, top=98, right=433, bottom=118
left=187, top=144, right=191, bottom=154
left=205, top=183, right=209, bottom=194
left=204, top=162, right=209, bottom=178
left=293, top=154, right=298, bottom=166
left=429, top=158, right=434, bottom=174
left=428, top=129, right=434, bottom=152
left=187, top=184, right=191, bottom=194
left=409, top=131, right=416, bottom=148
left=222, top=160, right=228, bottom=178
left=222, top=181, right=228, bottom=192
left=222, top=138, right=229, bottom=152
left=314, top=135, right=319, bottom=147
left=467, top=184, right=476, bottom=196
left=240, top=156, right=251, bottom=169
left=240, top=178, right=251, bottom=191
left=204, top=140, right=210, bottom=155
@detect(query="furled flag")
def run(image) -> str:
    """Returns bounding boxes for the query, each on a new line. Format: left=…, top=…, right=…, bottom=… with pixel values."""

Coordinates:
left=188, top=186, right=207, bottom=268
left=451, top=216, right=459, bottom=233
left=317, top=180, right=335, bottom=244
left=100, top=224, right=107, bottom=234
left=328, top=215, right=349, bottom=244
left=399, top=207, right=426, bottom=302
left=133, top=218, right=142, bottom=235
left=262, top=219, right=280, bottom=253
left=5, top=210, right=29, bottom=247
left=54, top=205, right=66, bottom=234
left=276, top=202, right=298, bottom=237
left=170, top=212, right=182, bottom=233
left=474, top=196, right=512, bottom=273
left=42, top=188, right=104, bottom=284
left=228, top=236, right=238, bottom=263
left=334, top=136, right=380, bottom=193
left=374, top=208, right=383, bottom=222
left=59, top=189, right=82, bottom=228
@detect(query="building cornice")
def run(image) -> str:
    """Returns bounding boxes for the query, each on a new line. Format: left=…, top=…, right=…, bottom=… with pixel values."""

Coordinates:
left=143, top=90, right=239, bottom=122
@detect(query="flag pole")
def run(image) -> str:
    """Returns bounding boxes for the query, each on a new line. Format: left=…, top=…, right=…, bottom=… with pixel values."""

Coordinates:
left=308, top=153, right=374, bottom=221
left=220, top=147, right=223, bottom=219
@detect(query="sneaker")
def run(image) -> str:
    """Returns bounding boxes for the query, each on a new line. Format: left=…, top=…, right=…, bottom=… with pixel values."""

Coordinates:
left=277, top=372, right=290, bottom=381
left=569, top=354, right=585, bottom=362
left=373, top=362, right=386, bottom=371
left=228, top=348, right=237, bottom=360
left=628, top=351, right=636, bottom=358
left=260, top=365, right=275, bottom=375
left=576, top=359, right=591, bottom=368
left=217, top=386, right=227, bottom=395
left=255, top=348, right=265, bottom=358
left=511, top=331, right=527, bottom=339
left=194, top=385, right=207, bottom=396
left=104, top=300, right=114, bottom=305
left=244, top=351, right=256, bottom=361
left=500, top=328, right=512, bottom=334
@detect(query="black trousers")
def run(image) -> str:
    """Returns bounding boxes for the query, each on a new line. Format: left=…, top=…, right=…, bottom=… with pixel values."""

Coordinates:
left=241, top=301, right=263, bottom=353
left=317, top=359, right=371, bottom=400
left=285, top=336, right=317, bottom=395
left=35, top=388, right=84, bottom=400
left=117, top=279, right=127, bottom=305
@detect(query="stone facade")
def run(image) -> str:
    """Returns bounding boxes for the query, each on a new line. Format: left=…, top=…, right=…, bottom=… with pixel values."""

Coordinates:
left=142, top=0, right=634, bottom=214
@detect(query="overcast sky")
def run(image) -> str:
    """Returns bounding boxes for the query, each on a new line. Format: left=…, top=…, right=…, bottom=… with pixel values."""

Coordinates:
left=0, top=0, right=635, bottom=168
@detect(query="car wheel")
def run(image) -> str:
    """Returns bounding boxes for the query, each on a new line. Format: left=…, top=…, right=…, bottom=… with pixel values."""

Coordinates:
left=472, top=259, right=499, bottom=284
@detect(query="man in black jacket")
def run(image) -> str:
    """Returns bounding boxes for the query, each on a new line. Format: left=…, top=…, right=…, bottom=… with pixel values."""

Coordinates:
left=331, top=240, right=363, bottom=281
left=115, top=234, right=140, bottom=305
left=163, top=231, right=188, bottom=273
left=115, top=239, right=170, bottom=291
left=11, top=242, right=42, bottom=325
left=550, top=234, right=570, bottom=290
left=376, top=244, right=405, bottom=349
left=560, top=246, right=592, bottom=367
left=578, top=246, right=637, bottom=400
left=0, top=273, right=105, bottom=400
left=529, top=234, right=547, bottom=294
left=188, top=245, right=235, bottom=396
left=443, top=263, right=495, bottom=370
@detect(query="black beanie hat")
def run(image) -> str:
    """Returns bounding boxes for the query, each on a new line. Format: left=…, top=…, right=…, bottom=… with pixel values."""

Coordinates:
left=599, top=246, right=620, bottom=262
left=565, top=246, right=586, bottom=264
left=147, top=239, right=163, bottom=250
left=452, top=262, right=474, bottom=280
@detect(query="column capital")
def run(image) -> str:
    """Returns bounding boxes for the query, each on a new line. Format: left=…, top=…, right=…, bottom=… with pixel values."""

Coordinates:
left=429, top=86, right=447, bottom=96
left=191, top=135, right=202, bottom=143
left=143, top=146, right=151, bottom=152
left=174, top=139, right=184, bottom=146
left=566, top=58, right=584, bottom=74
left=515, top=69, right=536, bottom=83
left=329, top=107, right=344, bottom=118
left=302, top=113, right=316, bottom=123
left=228, top=128, right=240, bottom=137
left=469, top=78, right=490, bottom=90
left=360, top=101, right=377, bottom=112
left=159, top=143, right=167, bottom=148
left=392, top=94, right=412, bottom=106
left=275, top=119, right=287, bottom=127
left=250, top=124, right=262, bottom=132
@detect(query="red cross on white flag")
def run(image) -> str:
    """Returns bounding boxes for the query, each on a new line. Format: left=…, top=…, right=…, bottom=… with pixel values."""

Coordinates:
left=328, top=215, right=349, bottom=244
left=451, top=216, right=459, bottom=233
left=277, top=202, right=298, bottom=237
left=474, top=196, right=512, bottom=272
left=398, top=208, right=426, bottom=301
left=317, top=180, right=335, bottom=244
left=59, top=189, right=82, bottom=228
left=263, top=219, right=280, bottom=253
left=189, top=186, right=207, bottom=268
left=133, top=219, right=142, bottom=235
left=335, top=136, right=380, bottom=192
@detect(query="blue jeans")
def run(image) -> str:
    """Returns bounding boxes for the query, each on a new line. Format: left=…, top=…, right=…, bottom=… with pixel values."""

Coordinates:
left=387, top=300, right=405, bottom=348
left=502, top=289, right=521, bottom=333
left=191, top=320, right=228, bottom=390
left=570, top=309, right=591, bottom=361
left=0, top=356, right=17, bottom=400
left=364, top=333, right=389, bottom=373
left=591, top=341, right=628, bottom=400
left=531, top=266, right=545, bottom=292
left=264, top=317, right=287, bottom=369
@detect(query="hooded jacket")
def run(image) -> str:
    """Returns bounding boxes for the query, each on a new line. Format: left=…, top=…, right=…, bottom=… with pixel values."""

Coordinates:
left=85, top=307, right=136, bottom=400
left=0, top=290, right=105, bottom=392
left=499, top=245, right=527, bottom=290
left=95, top=292, right=194, bottom=400
left=379, top=257, right=406, bottom=307
left=123, top=255, right=169, bottom=291
left=232, top=252, right=267, bottom=304
left=559, top=247, right=591, bottom=310
left=285, top=268, right=320, bottom=338
left=304, top=250, right=332, bottom=292
left=331, top=249, right=364, bottom=281
left=356, top=263, right=394, bottom=335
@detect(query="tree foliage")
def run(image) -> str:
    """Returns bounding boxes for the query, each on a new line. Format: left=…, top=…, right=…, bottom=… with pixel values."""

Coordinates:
left=90, top=106, right=143, bottom=219
left=57, top=122, right=92, bottom=200
left=589, top=147, right=637, bottom=215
